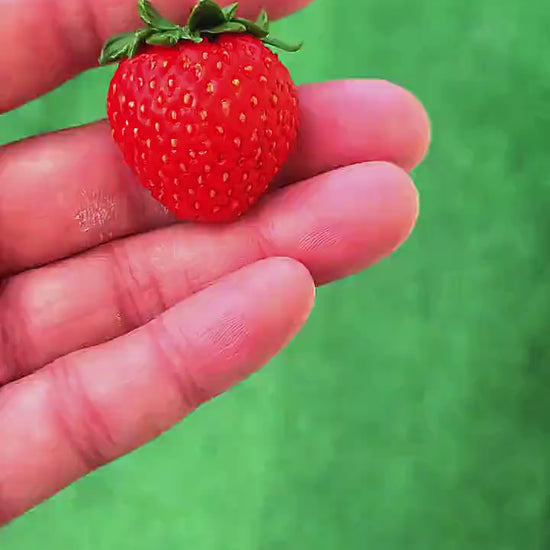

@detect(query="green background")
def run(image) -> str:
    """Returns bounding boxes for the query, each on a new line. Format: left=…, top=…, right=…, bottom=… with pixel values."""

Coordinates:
left=2, top=0, right=550, bottom=548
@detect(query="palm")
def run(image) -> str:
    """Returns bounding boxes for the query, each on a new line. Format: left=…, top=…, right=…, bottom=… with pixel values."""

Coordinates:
left=0, top=0, right=429, bottom=525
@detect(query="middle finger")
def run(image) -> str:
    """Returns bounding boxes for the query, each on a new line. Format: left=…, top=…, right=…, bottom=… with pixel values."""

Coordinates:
left=0, top=160, right=417, bottom=385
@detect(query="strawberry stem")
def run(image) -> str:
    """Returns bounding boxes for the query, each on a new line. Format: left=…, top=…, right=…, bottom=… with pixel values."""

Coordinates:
left=99, top=0, right=302, bottom=65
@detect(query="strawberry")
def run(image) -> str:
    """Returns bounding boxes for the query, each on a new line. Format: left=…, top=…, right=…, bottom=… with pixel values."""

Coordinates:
left=99, top=0, right=301, bottom=223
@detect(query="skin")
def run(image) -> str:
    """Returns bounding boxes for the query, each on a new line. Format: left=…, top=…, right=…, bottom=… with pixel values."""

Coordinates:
left=0, top=0, right=431, bottom=526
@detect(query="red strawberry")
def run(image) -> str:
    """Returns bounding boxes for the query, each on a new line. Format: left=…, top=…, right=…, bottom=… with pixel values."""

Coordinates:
left=99, top=0, right=301, bottom=223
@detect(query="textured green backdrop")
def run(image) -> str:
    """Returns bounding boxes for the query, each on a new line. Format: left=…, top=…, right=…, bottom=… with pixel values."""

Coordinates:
left=2, top=0, right=550, bottom=548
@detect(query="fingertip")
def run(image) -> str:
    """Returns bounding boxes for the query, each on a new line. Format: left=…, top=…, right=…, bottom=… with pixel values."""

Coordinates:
left=158, top=257, right=316, bottom=400
left=339, top=161, right=420, bottom=259
left=361, top=79, right=431, bottom=171
left=245, top=0, right=314, bottom=19
left=256, top=161, right=420, bottom=284
left=282, top=79, right=431, bottom=185
left=371, top=161, right=420, bottom=248
left=242, top=256, right=316, bottom=319
left=391, top=83, right=432, bottom=171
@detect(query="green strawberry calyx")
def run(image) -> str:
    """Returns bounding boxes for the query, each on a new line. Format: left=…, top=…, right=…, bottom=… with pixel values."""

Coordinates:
left=99, top=0, right=302, bottom=65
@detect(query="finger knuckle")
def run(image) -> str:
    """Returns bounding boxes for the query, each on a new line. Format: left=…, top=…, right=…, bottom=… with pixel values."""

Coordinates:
left=107, top=241, right=168, bottom=330
left=0, top=278, right=35, bottom=385
left=47, top=357, right=116, bottom=471
left=147, top=318, right=210, bottom=413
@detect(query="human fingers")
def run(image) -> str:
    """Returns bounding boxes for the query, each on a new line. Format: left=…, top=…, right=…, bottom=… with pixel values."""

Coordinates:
left=0, top=257, right=314, bottom=525
left=0, top=162, right=416, bottom=385
left=0, top=80, right=429, bottom=275
left=0, top=0, right=311, bottom=113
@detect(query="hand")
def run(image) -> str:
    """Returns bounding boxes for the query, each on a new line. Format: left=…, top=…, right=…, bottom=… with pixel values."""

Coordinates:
left=0, top=0, right=430, bottom=525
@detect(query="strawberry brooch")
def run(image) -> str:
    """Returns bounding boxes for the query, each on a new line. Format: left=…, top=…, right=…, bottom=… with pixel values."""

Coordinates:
left=99, top=0, right=301, bottom=222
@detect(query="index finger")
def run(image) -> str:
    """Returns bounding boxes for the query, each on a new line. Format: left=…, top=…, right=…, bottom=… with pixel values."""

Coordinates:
left=0, top=0, right=311, bottom=113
